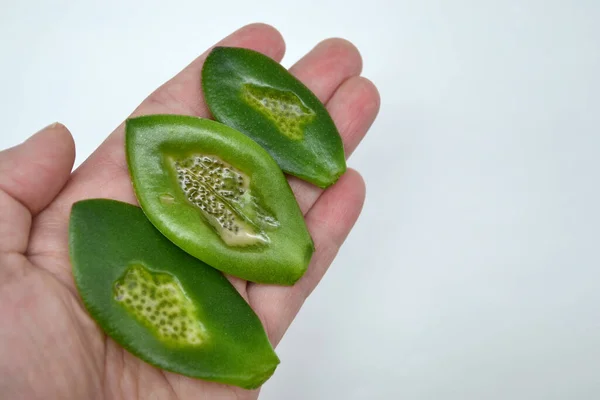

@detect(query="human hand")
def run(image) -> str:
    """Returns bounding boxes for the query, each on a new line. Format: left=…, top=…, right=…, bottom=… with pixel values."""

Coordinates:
left=0, top=23, right=380, bottom=400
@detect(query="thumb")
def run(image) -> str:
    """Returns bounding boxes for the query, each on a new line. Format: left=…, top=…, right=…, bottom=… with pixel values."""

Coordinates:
left=0, top=123, right=75, bottom=254
left=0, top=123, right=75, bottom=215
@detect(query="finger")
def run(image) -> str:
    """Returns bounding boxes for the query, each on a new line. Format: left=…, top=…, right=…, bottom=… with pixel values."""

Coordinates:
left=248, top=169, right=366, bottom=345
left=75, top=22, right=286, bottom=177
left=0, top=124, right=75, bottom=254
left=0, top=123, right=75, bottom=215
left=132, top=22, right=287, bottom=118
left=245, top=50, right=379, bottom=335
left=288, top=38, right=363, bottom=104
left=288, top=76, right=381, bottom=214
left=327, top=76, right=381, bottom=158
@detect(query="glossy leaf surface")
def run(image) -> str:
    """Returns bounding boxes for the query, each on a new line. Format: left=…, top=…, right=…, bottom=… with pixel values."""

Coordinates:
left=125, top=114, right=314, bottom=285
left=202, top=46, right=346, bottom=188
left=69, top=199, right=280, bottom=389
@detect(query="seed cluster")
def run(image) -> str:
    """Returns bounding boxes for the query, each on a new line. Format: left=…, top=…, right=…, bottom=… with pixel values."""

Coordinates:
left=114, top=264, right=208, bottom=346
left=173, top=155, right=269, bottom=246
left=241, top=84, right=315, bottom=140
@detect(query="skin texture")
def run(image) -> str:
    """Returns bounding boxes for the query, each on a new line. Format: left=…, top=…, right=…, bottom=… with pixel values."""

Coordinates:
left=0, top=23, right=380, bottom=400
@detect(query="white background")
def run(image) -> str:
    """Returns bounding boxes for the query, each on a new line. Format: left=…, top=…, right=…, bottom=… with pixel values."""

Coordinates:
left=2, top=1, right=600, bottom=399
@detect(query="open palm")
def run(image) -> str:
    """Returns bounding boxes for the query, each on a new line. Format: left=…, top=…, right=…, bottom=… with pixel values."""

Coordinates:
left=0, top=24, right=379, bottom=400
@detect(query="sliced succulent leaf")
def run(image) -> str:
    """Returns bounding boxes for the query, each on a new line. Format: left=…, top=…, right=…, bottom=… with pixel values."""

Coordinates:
left=202, top=46, right=347, bottom=188
left=69, top=198, right=280, bottom=389
left=125, top=114, right=314, bottom=285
